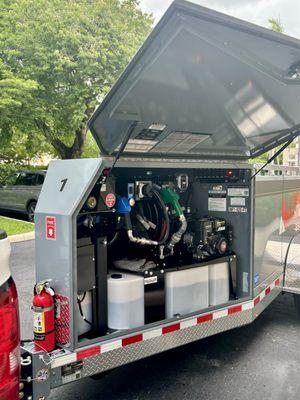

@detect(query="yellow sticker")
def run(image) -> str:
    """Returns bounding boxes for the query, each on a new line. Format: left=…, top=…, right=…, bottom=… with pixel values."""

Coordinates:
left=33, top=312, right=45, bottom=334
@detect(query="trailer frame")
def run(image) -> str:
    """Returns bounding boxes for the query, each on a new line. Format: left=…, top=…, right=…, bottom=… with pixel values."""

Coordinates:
left=21, top=272, right=283, bottom=400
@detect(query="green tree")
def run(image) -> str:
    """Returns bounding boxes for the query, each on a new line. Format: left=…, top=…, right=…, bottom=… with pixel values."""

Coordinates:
left=0, top=58, right=52, bottom=162
left=0, top=0, right=152, bottom=159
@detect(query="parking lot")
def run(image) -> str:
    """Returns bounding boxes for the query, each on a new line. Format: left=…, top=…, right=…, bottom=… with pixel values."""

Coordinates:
left=11, top=240, right=300, bottom=400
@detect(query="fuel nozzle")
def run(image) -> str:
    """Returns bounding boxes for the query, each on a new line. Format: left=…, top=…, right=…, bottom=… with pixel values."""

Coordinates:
left=159, top=186, right=183, bottom=217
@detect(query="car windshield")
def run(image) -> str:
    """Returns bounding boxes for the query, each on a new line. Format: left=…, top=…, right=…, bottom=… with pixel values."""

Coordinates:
left=16, top=173, right=36, bottom=186
left=36, top=174, right=45, bottom=185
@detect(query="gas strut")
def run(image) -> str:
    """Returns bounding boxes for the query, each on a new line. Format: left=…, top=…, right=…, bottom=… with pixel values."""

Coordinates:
left=108, top=121, right=138, bottom=176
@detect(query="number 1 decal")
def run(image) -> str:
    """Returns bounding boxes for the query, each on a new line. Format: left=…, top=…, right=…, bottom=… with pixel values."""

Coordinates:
left=60, top=178, right=68, bottom=192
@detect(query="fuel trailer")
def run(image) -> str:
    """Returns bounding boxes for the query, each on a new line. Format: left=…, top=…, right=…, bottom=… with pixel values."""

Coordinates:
left=20, top=1, right=300, bottom=399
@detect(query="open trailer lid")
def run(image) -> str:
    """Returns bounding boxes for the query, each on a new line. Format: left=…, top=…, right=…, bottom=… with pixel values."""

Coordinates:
left=88, top=0, right=300, bottom=160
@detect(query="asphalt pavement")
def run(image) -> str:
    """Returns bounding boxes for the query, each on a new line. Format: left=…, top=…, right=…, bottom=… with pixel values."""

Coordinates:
left=11, top=240, right=300, bottom=400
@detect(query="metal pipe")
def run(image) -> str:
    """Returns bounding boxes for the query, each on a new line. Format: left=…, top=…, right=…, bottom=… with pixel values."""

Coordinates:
left=127, top=230, right=159, bottom=246
left=167, top=214, right=187, bottom=253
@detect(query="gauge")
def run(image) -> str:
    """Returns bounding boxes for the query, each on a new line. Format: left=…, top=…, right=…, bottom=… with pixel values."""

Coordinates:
left=86, top=196, right=97, bottom=209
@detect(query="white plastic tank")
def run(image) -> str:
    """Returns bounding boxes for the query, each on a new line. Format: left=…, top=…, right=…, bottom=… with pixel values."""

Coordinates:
left=108, top=272, right=144, bottom=330
left=209, top=261, right=230, bottom=306
left=77, top=290, right=93, bottom=336
left=0, top=230, right=11, bottom=286
left=165, top=266, right=209, bottom=318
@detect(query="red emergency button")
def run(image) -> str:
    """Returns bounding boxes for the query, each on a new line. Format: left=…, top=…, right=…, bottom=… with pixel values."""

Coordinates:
left=226, top=170, right=234, bottom=177
left=105, top=193, right=116, bottom=208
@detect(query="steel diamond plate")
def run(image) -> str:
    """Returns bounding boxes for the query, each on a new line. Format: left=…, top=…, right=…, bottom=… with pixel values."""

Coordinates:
left=82, top=310, right=252, bottom=377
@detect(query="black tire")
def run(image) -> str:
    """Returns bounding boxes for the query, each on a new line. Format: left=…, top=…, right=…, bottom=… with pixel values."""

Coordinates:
left=294, top=294, right=300, bottom=318
left=27, top=201, right=37, bottom=222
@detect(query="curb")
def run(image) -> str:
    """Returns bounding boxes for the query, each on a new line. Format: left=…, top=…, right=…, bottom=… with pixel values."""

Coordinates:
left=9, top=231, right=35, bottom=243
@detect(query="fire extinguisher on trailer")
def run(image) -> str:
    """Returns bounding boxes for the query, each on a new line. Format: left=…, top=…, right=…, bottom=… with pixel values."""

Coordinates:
left=32, top=280, right=55, bottom=352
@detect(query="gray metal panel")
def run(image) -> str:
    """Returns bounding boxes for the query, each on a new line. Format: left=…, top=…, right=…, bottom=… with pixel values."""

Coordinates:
left=89, top=0, right=300, bottom=159
left=36, top=158, right=103, bottom=216
left=282, top=177, right=300, bottom=293
left=190, top=177, right=252, bottom=298
left=114, top=157, right=251, bottom=169
left=254, top=177, right=284, bottom=289
left=35, top=158, right=104, bottom=350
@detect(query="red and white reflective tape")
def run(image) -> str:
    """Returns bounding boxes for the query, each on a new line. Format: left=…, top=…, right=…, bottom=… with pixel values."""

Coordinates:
left=51, top=275, right=282, bottom=369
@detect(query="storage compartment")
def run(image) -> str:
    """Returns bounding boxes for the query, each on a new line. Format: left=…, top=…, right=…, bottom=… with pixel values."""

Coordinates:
left=73, top=165, right=252, bottom=345
left=165, top=265, right=209, bottom=318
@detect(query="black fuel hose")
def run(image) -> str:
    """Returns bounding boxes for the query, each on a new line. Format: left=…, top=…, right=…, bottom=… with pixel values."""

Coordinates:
left=107, top=231, right=119, bottom=246
left=124, top=188, right=169, bottom=246
left=151, top=189, right=170, bottom=245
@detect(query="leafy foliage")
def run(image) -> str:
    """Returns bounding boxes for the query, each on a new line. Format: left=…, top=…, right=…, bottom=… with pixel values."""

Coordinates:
left=0, top=0, right=153, bottom=159
left=0, top=163, right=47, bottom=184
left=268, top=17, right=284, bottom=33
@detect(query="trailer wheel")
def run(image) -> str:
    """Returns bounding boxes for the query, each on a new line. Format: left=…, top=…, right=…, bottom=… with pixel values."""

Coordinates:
left=27, top=201, right=37, bottom=222
left=294, top=294, right=300, bottom=318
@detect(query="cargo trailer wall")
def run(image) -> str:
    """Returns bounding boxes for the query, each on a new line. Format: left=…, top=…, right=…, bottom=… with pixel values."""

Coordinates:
left=254, top=176, right=284, bottom=295
left=254, top=171, right=300, bottom=295
left=282, top=176, right=300, bottom=294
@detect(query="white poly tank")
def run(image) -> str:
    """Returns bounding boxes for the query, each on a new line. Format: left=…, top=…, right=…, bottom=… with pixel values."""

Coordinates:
left=108, top=272, right=144, bottom=330
left=77, top=290, right=93, bottom=336
left=165, top=266, right=209, bottom=318
left=209, top=262, right=230, bottom=306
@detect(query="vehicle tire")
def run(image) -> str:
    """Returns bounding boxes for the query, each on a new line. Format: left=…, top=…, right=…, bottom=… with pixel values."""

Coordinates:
left=27, top=201, right=37, bottom=222
left=294, top=294, right=300, bottom=318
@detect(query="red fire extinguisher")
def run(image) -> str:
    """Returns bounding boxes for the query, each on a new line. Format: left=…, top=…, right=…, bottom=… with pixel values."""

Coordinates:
left=32, top=280, right=55, bottom=352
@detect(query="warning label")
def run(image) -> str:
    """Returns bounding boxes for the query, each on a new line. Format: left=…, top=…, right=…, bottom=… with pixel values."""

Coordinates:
left=228, top=187, right=249, bottom=197
left=46, top=216, right=56, bottom=240
left=33, top=311, right=45, bottom=333
left=230, top=197, right=246, bottom=206
left=105, top=193, right=116, bottom=208
left=208, top=197, right=227, bottom=212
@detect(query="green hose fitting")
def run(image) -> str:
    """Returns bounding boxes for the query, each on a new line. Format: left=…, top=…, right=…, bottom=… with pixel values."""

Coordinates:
left=159, top=187, right=183, bottom=217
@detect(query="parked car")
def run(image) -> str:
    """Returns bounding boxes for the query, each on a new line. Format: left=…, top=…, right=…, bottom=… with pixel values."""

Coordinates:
left=0, top=170, right=46, bottom=222
left=0, top=230, right=20, bottom=400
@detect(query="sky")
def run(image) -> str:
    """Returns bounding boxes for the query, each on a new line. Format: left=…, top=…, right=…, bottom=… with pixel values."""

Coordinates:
left=139, top=0, right=300, bottom=39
